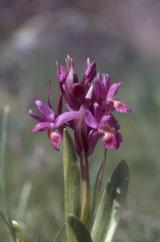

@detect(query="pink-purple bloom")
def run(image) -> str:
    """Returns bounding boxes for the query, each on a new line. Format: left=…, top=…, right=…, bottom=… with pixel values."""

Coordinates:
left=29, top=100, right=79, bottom=150
left=29, top=55, right=131, bottom=155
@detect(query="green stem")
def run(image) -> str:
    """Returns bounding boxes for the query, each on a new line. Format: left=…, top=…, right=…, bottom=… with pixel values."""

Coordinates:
left=80, top=153, right=90, bottom=226
left=91, top=149, right=107, bottom=219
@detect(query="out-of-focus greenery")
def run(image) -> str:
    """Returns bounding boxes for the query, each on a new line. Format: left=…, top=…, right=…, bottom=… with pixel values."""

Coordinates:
left=0, top=1, right=160, bottom=241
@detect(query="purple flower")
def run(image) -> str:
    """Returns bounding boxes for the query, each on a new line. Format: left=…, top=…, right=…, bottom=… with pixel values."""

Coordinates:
left=82, top=107, right=123, bottom=152
left=56, top=55, right=96, bottom=110
left=72, top=105, right=123, bottom=157
left=29, top=100, right=79, bottom=150
left=93, top=73, right=132, bottom=113
left=30, top=55, right=131, bottom=154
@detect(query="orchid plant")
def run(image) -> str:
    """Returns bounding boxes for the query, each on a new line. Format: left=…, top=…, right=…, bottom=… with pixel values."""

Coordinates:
left=8, top=56, right=131, bottom=242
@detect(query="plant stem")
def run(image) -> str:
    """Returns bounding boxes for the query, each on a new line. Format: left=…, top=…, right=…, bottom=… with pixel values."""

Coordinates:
left=91, top=149, right=107, bottom=219
left=80, top=153, right=90, bottom=226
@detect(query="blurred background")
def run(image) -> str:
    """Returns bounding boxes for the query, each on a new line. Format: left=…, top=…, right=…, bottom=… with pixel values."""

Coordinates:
left=0, top=0, right=160, bottom=241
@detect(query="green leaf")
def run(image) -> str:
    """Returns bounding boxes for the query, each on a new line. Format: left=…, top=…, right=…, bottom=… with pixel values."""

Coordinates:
left=91, top=160, right=129, bottom=242
left=11, top=220, right=31, bottom=242
left=68, top=215, right=92, bottom=242
left=63, top=129, right=80, bottom=242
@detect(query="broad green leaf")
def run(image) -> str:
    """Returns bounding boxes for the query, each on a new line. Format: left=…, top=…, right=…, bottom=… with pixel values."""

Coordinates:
left=91, top=160, right=129, bottom=242
left=68, top=215, right=92, bottom=242
left=63, top=129, right=80, bottom=242
left=11, top=220, right=31, bottom=242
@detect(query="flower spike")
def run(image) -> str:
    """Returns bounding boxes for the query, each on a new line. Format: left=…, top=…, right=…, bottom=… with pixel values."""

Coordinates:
left=29, top=55, right=131, bottom=154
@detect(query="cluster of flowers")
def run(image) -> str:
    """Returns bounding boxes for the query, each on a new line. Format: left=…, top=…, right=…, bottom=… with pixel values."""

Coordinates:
left=29, top=56, right=131, bottom=156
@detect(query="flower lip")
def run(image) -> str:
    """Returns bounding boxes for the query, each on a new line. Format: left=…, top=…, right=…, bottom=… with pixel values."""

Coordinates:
left=49, top=131, right=62, bottom=150
left=113, top=100, right=132, bottom=113
left=102, top=131, right=123, bottom=150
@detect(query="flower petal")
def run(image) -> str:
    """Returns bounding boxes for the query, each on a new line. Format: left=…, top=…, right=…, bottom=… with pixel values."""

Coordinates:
left=115, top=132, right=123, bottom=148
left=102, top=73, right=110, bottom=91
left=93, top=103, right=104, bottom=121
left=113, top=100, right=132, bottom=113
left=66, top=56, right=78, bottom=83
left=99, top=115, right=111, bottom=129
left=108, top=115, right=120, bottom=130
left=99, top=114, right=120, bottom=130
left=83, top=107, right=98, bottom=129
left=56, top=63, right=67, bottom=83
left=105, top=100, right=114, bottom=113
left=32, top=122, right=54, bottom=132
left=85, top=83, right=93, bottom=99
left=28, top=109, right=45, bottom=122
left=107, top=82, right=122, bottom=99
left=84, top=58, right=96, bottom=83
left=35, top=100, right=55, bottom=121
left=66, top=55, right=73, bottom=69
left=54, top=111, right=79, bottom=128
left=93, top=79, right=106, bottom=99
